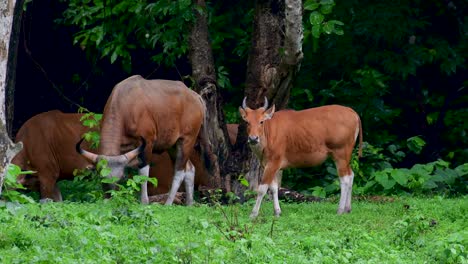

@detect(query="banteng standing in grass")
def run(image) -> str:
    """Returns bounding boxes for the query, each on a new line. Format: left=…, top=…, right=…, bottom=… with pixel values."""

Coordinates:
left=77, top=75, right=213, bottom=205
left=239, top=97, right=363, bottom=218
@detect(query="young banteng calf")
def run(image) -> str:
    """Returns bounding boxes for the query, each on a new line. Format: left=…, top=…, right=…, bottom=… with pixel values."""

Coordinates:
left=239, top=97, right=363, bottom=218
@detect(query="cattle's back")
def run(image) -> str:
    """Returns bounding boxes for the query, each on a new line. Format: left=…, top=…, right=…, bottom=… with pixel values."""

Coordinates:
left=265, top=105, right=360, bottom=164
left=101, top=75, right=205, bottom=153
left=13, top=110, right=93, bottom=179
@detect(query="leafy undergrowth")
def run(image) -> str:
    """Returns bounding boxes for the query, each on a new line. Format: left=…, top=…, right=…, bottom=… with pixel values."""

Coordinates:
left=0, top=197, right=466, bottom=263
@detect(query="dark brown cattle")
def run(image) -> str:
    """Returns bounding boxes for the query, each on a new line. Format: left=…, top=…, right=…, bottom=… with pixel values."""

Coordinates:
left=12, top=110, right=93, bottom=202
left=239, top=98, right=362, bottom=218
left=77, top=75, right=213, bottom=205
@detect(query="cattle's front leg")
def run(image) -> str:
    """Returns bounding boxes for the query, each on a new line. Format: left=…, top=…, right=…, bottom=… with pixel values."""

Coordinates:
left=271, top=178, right=281, bottom=217
left=250, top=162, right=281, bottom=219
left=139, top=165, right=150, bottom=204
left=52, top=184, right=63, bottom=202
left=39, top=176, right=57, bottom=203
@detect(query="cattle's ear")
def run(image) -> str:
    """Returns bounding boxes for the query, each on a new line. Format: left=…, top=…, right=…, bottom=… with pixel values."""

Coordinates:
left=263, top=104, right=275, bottom=120
left=239, top=107, right=247, bottom=121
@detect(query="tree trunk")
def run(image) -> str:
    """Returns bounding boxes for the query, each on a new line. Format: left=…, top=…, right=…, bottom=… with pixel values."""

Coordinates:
left=188, top=0, right=230, bottom=191
left=5, top=0, right=24, bottom=137
left=0, top=0, right=24, bottom=196
left=242, top=0, right=303, bottom=190
left=188, top=0, right=303, bottom=197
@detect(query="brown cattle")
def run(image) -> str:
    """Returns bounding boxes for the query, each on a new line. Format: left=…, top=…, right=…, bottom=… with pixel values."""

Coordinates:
left=77, top=75, right=214, bottom=205
left=13, top=110, right=224, bottom=201
left=12, top=110, right=93, bottom=202
left=239, top=97, right=362, bottom=218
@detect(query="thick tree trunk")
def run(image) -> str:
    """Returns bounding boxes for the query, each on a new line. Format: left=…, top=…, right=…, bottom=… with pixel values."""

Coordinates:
left=188, top=0, right=230, bottom=191
left=0, top=0, right=24, bottom=196
left=5, top=0, right=24, bottom=137
left=242, top=0, right=303, bottom=190
left=188, top=0, right=303, bottom=198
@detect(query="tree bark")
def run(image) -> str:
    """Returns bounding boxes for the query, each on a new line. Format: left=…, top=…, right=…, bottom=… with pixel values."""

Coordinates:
left=5, top=0, right=24, bottom=137
left=188, top=0, right=230, bottom=191
left=242, top=0, right=303, bottom=190
left=0, top=0, right=24, bottom=196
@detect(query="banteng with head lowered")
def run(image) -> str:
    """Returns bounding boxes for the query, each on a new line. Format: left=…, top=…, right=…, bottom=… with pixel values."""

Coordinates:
left=239, top=97, right=362, bottom=218
left=77, top=75, right=213, bottom=205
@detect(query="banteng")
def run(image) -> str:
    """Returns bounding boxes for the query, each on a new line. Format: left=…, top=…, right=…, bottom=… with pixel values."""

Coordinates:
left=239, top=97, right=362, bottom=218
left=12, top=110, right=94, bottom=202
left=77, top=75, right=213, bottom=205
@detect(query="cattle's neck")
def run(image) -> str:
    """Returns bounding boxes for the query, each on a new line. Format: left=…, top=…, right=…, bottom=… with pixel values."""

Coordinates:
left=99, top=115, right=124, bottom=156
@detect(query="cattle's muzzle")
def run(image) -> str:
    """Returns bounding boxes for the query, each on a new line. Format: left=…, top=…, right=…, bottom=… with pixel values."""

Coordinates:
left=248, top=136, right=260, bottom=145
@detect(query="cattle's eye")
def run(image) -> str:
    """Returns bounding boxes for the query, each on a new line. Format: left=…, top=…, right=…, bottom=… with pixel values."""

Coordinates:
left=260, top=120, right=264, bottom=125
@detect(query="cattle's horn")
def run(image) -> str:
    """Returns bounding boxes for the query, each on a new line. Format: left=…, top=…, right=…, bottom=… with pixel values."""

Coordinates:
left=124, top=136, right=146, bottom=161
left=76, top=137, right=98, bottom=163
left=242, top=97, right=248, bottom=109
left=263, top=96, right=269, bottom=109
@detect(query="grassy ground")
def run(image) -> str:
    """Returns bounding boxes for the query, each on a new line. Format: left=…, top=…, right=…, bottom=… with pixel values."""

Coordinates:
left=0, top=196, right=466, bottom=263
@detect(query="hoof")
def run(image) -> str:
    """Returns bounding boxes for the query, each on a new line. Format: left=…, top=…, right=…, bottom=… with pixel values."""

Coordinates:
left=39, top=198, right=54, bottom=203
left=337, top=208, right=351, bottom=215
left=274, top=210, right=282, bottom=217
left=249, top=212, right=259, bottom=219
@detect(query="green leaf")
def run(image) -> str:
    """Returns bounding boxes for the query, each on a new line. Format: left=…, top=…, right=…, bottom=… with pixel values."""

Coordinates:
left=391, top=169, right=408, bottom=186
left=407, top=136, right=426, bottom=154
left=322, top=22, right=335, bottom=34
left=110, top=50, right=118, bottom=64
left=304, top=1, right=320, bottom=11
left=455, top=163, right=468, bottom=177
left=375, top=171, right=396, bottom=189
left=328, top=19, right=344, bottom=26
left=101, top=177, right=119, bottom=184
left=320, top=4, right=334, bottom=14
left=333, top=27, right=344, bottom=36
left=311, top=186, right=327, bottom=198
left=309, top=11, right=324, bottom=25
left=100, top=167, right=111, bottom=177
left=311, top=25, right=321, bottom=38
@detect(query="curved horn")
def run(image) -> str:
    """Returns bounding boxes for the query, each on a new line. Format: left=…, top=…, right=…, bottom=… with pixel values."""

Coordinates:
left=124, top=136, right=146, bottom=161
left=262, top=96, right=269, bottom=109
left=76, top=137, right=98, bottom=163
left=242, top=97, right=248, bottom=109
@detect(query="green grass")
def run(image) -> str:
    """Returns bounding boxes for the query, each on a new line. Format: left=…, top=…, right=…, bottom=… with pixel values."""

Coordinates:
left=0, top=196, right=467, bottom=263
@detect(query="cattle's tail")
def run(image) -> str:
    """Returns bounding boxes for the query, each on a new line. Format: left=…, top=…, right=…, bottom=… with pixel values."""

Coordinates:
left=358, top=116, right=363, bottom=158
left=197, top=96, right=218, bottom=180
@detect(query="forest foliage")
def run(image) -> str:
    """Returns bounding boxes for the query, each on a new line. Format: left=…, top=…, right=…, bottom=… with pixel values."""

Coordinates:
left=9, top=0, right=467, bottom=198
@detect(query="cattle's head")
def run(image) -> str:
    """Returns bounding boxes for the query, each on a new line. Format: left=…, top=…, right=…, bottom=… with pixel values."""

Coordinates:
left=76, top=137, right=145, bottom=192
left=239, top=97, right=275, bottom=145
left=17, top=173, right=40, bottom=191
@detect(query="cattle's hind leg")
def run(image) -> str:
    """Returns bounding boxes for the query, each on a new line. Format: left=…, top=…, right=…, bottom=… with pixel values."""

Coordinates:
left=166, top=138, right=195, bottom=205
left=334, top=156, right=354, bottom=214
left=183, top=160, right=195, bottom=206
left=250, top=161, right=281, bottom=219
